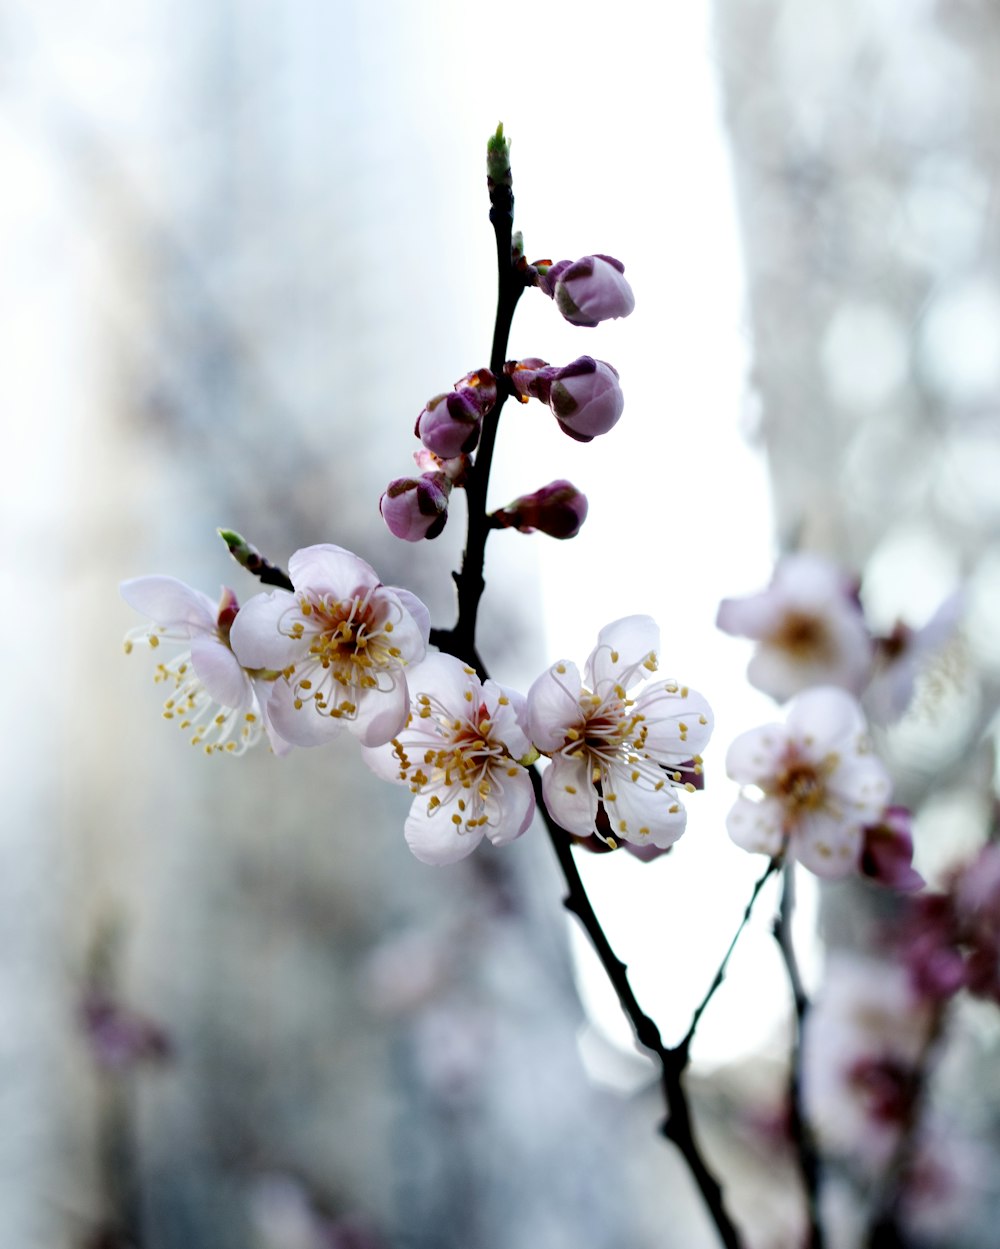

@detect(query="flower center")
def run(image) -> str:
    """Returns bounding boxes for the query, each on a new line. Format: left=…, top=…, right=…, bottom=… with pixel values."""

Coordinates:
left=770, top=610, right=833, bottom=662
left=282, top=591, right=404, bottom=720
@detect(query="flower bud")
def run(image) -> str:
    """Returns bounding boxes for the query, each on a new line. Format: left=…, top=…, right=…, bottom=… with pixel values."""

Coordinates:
left=541, top=254, right=635, bottom=327
left=380, top=472, right=451, bottom=541
left=493, top=480, right=588, bottom=539
left=859, top=808, right=924, bottom=892
left=548, top=357, right=624, bottom=441
left=505, top=357, right=558, bottom=403
left=415, top=391, right=482, bottom=458
left=413, top=446, right=469, bottom=486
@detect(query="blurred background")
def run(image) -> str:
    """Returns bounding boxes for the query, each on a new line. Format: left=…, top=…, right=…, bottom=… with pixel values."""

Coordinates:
left=3, top=0, right=1000, bottom=1246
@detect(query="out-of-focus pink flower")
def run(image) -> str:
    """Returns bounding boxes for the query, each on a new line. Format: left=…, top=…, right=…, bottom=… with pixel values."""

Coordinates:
left=362, top=653, right=535, bottom=865
left=229, top=544, right=430, bottom=749
left=380, top=472, right=451, bottom=541
left=506, top=356, right=624, bottom=441
left=526, top=615, right=713, bottom=849
left=898, top=843, right=1000, bottom=1004
left=866, top=592, right=965, bottom=725
left=81, top=989, right=172, bottom=1072
left=540, top=254, right=636, bottom=327
left=121, top=576, right=290, bottom=756
left=802, top=954, right=933, bottom=1169
left=716, top=553, right=873, bottom=702
left=492, top=480, right=588, bottom=539
left=726, top=686, right=892, bottom=879
left=860, top=807, right=924, bottom=891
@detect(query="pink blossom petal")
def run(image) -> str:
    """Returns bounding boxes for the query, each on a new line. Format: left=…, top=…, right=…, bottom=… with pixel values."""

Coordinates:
left=785, top=686, right=866, bottom=750
left=587, top=615, right=660, bottom=691
left=265, top=681, right=346, bottom=747
left=716, top=593, right=783, bottom=640
left=604, top=777, right=687, bottom=849
left=484, top=680, right=531, bottom=760
left=120, top=575, right=216, bottom=632
left=795, top=810, right=863, bottom=879
left=542, top=755, right=598, bottom=836
left=486, top=766, right=535, bottom=846
left=727, top=794, right=785, bottom=857
left=352, top=680, right=411, bottom=748
left=638, top=685, right=714, bottom=759
left=228, top=591, right=302, bottom=670
left=725, top=723, right=789, bottom=786
left=190, top=634, right=252, bottom=708
left=288, top=543, right=380, bottom=596
left=526, top=661, right=584, bottom=751
left=393, top=587, right=432, bottom=646
left=826, top=755, right=892, bottom=823
left=404, top=804, right=485, bottom=865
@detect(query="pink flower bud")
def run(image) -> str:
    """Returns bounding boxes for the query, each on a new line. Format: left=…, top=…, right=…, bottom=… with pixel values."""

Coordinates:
left=548, top=357, right=624, bottom=441
left=380, top=472, right=451, bottom=541
left=859, top=807, right=924, bottom=892
left=415, top=390, right=482, bottom=459
left=505, top=357, right=558, bottom=403
left=455, top=366, right=498, bottom=414
left=542, top=254, right=635, bottom=327
left=493, top=479, right=588, bottom=539
left=413, top=447, right=469, bottom=486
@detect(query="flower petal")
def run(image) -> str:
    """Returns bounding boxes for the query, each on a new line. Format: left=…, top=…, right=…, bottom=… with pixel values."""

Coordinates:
left=352, top=679, right=411, bottom=748
left=795, top=810, right=862, bottom=880
left=404, top=802, right=485, bottom=865
left=604, top=775, right=687, bottom=849
left=725, top=723, right=789, bottom=786
left=120, top=575, right=216, bottom=633
left=526, top=661, right=583, bottom=751
left=392, top=587, right=432, bottom=647
left=486, top=766, right=535, bottom=846
left=727, top=794, right=785, bottom=858
left=288, top=543, right=380, bottom=596
left=541, top=755, right=598, bottom=836
left=228, top=591, right=302, bottom=670
left=264, top=680, right=346, bottom=747
left=586, top=615, right=660, bottom=691
left=190, top=634, right=252, bottom=708
left=638, top=684, right=714, bottom=760
left=785, top=686, right=866, bottom=750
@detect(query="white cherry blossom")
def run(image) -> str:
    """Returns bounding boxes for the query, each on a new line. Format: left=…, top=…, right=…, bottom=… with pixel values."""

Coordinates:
left=363, top=652, right=535, bottom=865
left=726, top=686, right=892, bottom=879
left=229, top=544, right=430, bottom=749
left=526, top=616, right=713, bottom=849
left=716, top=552, right=873, bottom=702
left=121, top=575, right=287, bottom=756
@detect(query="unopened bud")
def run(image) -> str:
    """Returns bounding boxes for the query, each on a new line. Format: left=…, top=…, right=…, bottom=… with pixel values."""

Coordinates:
left=415, top=390, right=482, bottom=458
left=505, top=357, right=558, bottom=404
left=548, top=357, right=624, bottom=441
left=493, top=480, right=588, bottom=539
left=860, top=807, right=924, bottom=892
left=380, top=472, right=451, bottom=542
left=541, top=254, right=635, bottom=327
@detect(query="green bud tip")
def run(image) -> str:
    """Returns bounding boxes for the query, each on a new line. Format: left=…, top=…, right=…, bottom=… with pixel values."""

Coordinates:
left=487, top=122, right=511, bottom=181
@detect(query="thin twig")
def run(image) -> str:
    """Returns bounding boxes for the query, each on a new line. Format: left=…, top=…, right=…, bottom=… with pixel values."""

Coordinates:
left=772, top=863, right=825, bottom=1249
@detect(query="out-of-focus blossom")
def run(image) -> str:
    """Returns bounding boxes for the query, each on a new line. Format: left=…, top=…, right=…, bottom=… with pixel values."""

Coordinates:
left=860, top=807, right=924, bottom=891
left=380, top=472, right=451, bottom=541
left=414, top=367, right=496, bottom=458
left=865, top=592, right=965, bottom=725
left=802, top=954, right=933, bottom=1169
left=121, top=576, right=289, bottom=756
left=249, top=1172, right=388, bottom=1249
left=539, top=254, right=635, bottom=327
left=230, top=544, right=430, bottom=749
left=506, top=356, right=624, bottom=441
left=902, top=842, right=1000, bottom=1003
left=726, top=686, right=892, bottom=879
left=716, top=553, right=873, bottom=702
left=526, top=616, right=713, bottom=849
left=362, top=652, right=535, bottom=865
left=81, top=989, right=172, bottom=1072
left=492, top=480, right=588, bottom=539
left=361, top=927, right=454, bottom=1015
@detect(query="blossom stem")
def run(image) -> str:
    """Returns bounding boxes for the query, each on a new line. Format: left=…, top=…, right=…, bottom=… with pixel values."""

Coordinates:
left=772, top=864, right=825, bottom=1249
left=531, top=779, right=745, bottom=1249
left=676, top=858, right=779, bottom=1059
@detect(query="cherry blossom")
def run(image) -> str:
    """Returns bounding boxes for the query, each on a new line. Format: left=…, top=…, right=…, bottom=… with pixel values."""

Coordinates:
left=362, top=652, right=535, bottom=865
left=716, top=552, right=873, bottom=702
left=726, top=686, right=892, bottom=879
left=539, top=255, right=636, bottom=327
left=526, top=616, right=713, bottom=849
left=121, top=575, right=287, bottom=756
left=229, top=544, right=430, bottom=748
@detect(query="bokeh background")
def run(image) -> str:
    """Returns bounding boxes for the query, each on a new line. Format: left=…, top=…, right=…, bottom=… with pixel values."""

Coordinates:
left=3, top=1, right=999, bottom=1246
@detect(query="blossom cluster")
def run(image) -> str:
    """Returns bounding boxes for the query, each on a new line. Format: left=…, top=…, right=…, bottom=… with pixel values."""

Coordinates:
left=123, top=555, right=712, bottom=865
